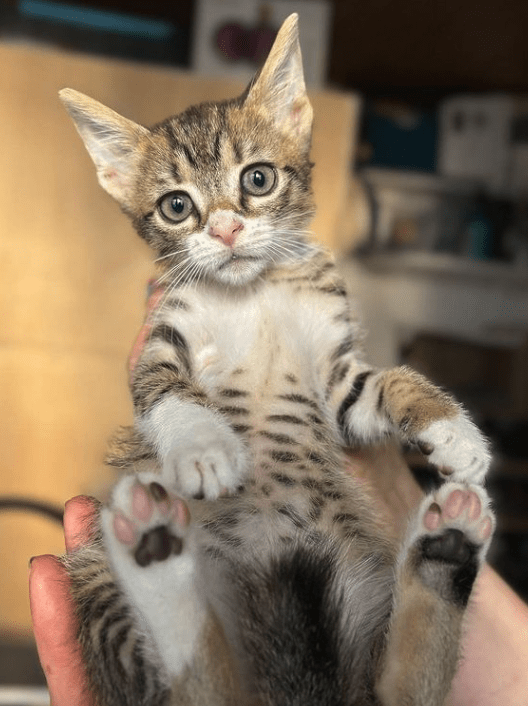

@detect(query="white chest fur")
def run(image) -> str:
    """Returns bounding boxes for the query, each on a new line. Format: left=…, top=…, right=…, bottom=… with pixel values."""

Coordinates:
left=164, top=281, right=346, bottom=396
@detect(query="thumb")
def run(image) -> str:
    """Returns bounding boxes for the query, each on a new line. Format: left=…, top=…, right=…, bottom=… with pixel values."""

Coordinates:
left=29, top=555, right=93, bottom=706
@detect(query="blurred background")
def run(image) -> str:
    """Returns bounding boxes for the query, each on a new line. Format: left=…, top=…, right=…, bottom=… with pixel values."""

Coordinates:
left=1, top=0, right=527, bottom=699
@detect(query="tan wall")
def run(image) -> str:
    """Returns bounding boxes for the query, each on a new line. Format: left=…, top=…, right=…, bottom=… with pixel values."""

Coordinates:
left=0, top=41, right=359, bottom=635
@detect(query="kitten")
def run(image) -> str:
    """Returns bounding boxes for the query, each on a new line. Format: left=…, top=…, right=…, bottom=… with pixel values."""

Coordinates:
left=60, top=14, right=494, bottom=706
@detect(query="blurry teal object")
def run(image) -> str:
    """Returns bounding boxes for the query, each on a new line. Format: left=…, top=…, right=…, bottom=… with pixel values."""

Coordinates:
left=365, top=101, right=437, bottom=173
left=18, top=0, right=175, bottom=40
left=466, top=216, right=493, bottom=259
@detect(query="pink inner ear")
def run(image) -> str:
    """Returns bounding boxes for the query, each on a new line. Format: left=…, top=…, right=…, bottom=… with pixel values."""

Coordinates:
left=290, top=102, right=307, bottom=137
left=103, top=168, right=121, bottom=185
left=292, top=105, right=302, bottom=125
left=103, top=168, right=130, bottom=192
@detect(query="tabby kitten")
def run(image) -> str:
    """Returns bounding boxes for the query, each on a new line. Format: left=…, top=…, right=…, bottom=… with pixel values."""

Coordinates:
left=60, top=14, right=494, bottom=706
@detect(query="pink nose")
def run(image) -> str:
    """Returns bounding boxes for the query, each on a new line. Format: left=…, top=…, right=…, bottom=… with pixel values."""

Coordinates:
left=208, top=213, right=244, bottom=247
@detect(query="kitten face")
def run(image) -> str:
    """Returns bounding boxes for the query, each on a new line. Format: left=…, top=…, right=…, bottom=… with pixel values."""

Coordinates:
left=131, top=103, right=315, bottom=287
left=60, top=12, right=315, bottom=287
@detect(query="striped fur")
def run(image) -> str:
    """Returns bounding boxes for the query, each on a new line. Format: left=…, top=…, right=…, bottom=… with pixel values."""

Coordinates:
left=60, top=14, right=494, bottom=706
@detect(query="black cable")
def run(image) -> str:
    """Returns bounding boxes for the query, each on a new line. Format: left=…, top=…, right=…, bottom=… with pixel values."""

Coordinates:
left=0, top=497, right=64, bottom=525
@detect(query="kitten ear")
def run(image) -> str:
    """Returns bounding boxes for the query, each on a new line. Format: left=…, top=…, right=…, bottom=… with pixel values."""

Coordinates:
left=244, top=13, right=313, bottom=151
left=59, top=88, right=148, bottom=208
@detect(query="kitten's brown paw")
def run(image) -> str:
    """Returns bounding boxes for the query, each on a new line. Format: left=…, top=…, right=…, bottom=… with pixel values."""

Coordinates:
left=413, top=482, right=495, bottom=606
left=422, top=485, right=493, bottom=545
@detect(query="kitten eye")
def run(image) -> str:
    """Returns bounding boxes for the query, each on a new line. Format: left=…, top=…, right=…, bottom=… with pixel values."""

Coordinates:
left=241, top=164, right=277, bottom=196
left=158, top=192, right=194, bottom=223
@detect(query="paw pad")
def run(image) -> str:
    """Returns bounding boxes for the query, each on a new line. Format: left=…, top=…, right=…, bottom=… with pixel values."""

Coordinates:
left=110, top=479, right=190, bottom=567
left=134, top=525, right=183, bottom=567
left=422, top=485, right=493, bottom=545
left=422, top=528, right=473, bottom=564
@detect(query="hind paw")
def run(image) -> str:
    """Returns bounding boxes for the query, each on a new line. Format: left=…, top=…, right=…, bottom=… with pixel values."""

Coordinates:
left=421, top=483, right=494, bottom=549
left=112, top=477, right=190, bottom=567
left=408, top=483, right=495, bottom=606
left=100, top=474, right=208, bottom=678
left=102, top=473, right=192, bottom=571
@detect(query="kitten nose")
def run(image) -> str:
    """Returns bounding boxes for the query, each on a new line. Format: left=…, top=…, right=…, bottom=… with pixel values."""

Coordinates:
left=208, top=213, right=244, bottom=247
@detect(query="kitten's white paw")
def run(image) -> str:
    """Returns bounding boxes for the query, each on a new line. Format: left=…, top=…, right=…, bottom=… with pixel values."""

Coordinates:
left=138, top=400, right=248, bottom=500
left=164, top=420, right=248, bottom=500
left=104, top=473, right=191, bottom=566
left=416, top=414, right=491, bottom=484
left=101, top=473, right=206, bottom=678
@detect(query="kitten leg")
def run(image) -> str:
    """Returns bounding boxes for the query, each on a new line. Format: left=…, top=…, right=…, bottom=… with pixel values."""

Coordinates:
left=65, top=525, right=172, bottom=706
left=132, top=330, right=248, bottom=500
left=138, top=398, right=248, bottom=500
left=337, top=366, right=490, bottom=484
left=99, top=473, right=240, bottom=705
left=375, top=482, right=494, bottom=706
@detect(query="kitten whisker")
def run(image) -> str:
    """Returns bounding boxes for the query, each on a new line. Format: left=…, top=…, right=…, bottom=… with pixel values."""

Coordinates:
left=154, top=251, right=180, bottom=264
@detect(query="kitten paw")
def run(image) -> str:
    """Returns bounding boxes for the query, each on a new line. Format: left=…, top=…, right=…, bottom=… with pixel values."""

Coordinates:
left=412, top=483, right=494, bottom=606
left=100, top=474, right=207, bottom=676
left=164, top=421, right=248, bottom=501
left=105, top=474, right=191, bottom=567
left=415, top=414, right=491, bottom=484
left=420, top=482, right=494, bottom=550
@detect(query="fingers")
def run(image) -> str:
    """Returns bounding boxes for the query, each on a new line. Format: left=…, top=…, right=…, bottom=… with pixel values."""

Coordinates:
left=345, top=443, right=424, bottom=540
left=29, top=555, right=93, bottom=706
left=64, top=495, right=99, bottom=552
left=29, top=495, right=98, bottom=705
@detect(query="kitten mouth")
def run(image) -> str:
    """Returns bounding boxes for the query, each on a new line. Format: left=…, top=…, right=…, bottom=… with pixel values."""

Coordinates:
left=219, top=252, right=259, bottom=269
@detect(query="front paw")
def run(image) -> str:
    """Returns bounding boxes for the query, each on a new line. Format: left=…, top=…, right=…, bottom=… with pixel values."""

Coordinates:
left=416, top=413, right=491, bottom=485
left=163, top=419, right=248, bottom=500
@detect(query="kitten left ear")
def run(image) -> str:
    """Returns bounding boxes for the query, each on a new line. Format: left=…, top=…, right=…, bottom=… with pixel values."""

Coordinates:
left=244, top=13, right=313, bottom=152
left=59, top=88, right=148, bottom=209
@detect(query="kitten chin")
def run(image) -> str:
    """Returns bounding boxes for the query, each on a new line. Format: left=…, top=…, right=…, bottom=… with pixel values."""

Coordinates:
left=214, top=253, right=267, bottom=286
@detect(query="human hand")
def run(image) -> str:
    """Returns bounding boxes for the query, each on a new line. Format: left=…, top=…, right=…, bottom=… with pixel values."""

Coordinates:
left=346, top=443, right=528, bottom=706
left=29, top=495, right=97, bottom=706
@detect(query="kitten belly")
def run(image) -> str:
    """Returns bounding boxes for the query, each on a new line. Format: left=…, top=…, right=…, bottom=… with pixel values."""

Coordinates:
left=171, top=283, right=329, bottom=394
left=168, top=285, right=344, bottom=491
left=190, top=305, right=319, bottom=406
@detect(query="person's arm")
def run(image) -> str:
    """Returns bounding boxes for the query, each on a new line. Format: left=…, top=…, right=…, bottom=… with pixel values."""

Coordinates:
left=448, top=564, right=528, bottom=706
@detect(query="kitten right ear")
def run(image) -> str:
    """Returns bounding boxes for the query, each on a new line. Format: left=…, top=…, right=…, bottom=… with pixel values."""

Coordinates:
left=244, top=13, right=312, bottom=153
left=59, top=88, right=148, bottom=208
